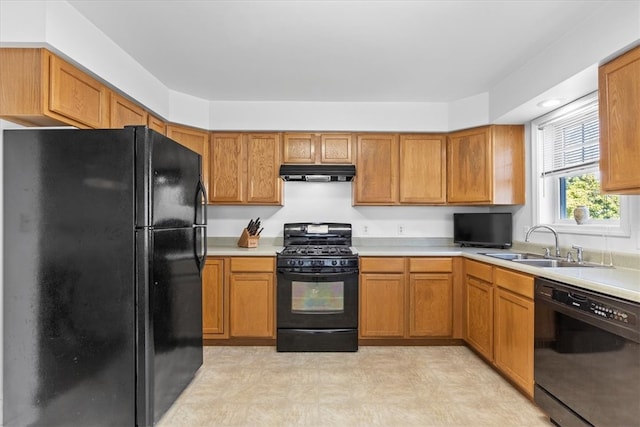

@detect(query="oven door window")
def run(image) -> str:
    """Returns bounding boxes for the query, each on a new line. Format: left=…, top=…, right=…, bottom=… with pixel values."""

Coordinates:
left=291, top=281, right=344, bottom=313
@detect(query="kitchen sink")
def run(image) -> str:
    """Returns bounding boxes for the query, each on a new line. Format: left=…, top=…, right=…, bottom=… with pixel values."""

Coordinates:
left=511, top=258, right=593, bottom=268
left=480, top=252, right=544, bottom=261
left=480, top=252, right=608, bottom=268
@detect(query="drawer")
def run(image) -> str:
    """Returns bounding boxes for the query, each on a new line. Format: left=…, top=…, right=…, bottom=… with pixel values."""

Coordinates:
left=494, top=267, right=534, bottom=299
left=465, top=259, right=493, bottom=282
left=360, top=257, right=405, bottom=273
left=409, top=257, right=452, bottom=273
left=230, top=257, right=274, bottom=272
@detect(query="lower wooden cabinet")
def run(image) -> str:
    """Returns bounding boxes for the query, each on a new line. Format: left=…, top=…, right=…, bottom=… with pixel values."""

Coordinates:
left=202, top=258, right=226, bottom=338
left=493, top=267, right=534, bottom=397
left=202, top=256, right=275, bottom=340
left=464, top=260, right=494, bottom=360
left=409, top=273, right=453, bottom=337
left=463, top=259, right=535, bottom=398
left=359, top=257, right=455, bottom=339
left=229, top=257, right=275, bottom=338
left=360, top=272, right=405, bottom=337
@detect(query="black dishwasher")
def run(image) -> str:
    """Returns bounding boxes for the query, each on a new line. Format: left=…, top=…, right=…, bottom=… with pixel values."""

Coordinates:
left=534, top=277, right=640, bottom=427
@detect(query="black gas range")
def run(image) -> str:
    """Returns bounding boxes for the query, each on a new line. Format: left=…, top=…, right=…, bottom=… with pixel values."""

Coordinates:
left=276, top=223, right=359, bottom=352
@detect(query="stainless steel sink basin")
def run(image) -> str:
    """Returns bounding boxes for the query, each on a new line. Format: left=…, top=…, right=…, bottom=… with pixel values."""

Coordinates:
left=480, top=252, right=544, bottom=261
left=511, top=258, right=593, bottom=268
left=480, top=252, right=609, bottom=268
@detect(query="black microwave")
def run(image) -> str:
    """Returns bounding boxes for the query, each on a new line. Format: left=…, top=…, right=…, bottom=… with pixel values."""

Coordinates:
left=453, top=213, right=512, bottom=248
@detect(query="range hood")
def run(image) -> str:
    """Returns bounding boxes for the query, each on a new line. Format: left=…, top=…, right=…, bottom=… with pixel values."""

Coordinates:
left=279, top=164, right=356, bottom=182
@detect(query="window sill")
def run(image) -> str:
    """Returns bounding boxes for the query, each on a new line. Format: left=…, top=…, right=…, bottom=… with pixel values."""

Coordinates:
left=549, top=221, right=630, bottom=238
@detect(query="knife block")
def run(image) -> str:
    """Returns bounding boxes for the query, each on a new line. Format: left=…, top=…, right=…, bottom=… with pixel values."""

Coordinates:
left=237, top=228, right=259, bottom=248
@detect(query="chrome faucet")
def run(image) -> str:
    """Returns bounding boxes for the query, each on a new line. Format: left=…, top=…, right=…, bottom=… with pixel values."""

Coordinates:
left=525, top=225, right=561, bottom=258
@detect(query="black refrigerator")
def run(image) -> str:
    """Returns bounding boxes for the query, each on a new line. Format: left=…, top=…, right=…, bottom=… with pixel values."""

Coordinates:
left=3, top=126, right=207, bottom=426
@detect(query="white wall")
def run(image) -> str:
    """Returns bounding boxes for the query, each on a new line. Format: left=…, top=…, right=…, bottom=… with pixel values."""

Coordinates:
left=209, top=101, right=450, bottom=132
left=3, top=1, right=639, bottom=131
left=207, top=182, right=506, bottom=241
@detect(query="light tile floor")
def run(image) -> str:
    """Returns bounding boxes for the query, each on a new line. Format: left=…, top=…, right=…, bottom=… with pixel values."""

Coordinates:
left=157, top=346, right=552, bottom=427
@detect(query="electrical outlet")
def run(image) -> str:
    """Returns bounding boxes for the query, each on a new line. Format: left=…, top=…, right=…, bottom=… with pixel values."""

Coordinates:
left=362, top=225, right=369, bottom=235
left=397, top=224, right=405, bottom=235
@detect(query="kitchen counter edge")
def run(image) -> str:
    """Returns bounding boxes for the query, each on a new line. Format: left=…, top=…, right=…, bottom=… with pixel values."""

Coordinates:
left=207, top=245, right=640, bottom=303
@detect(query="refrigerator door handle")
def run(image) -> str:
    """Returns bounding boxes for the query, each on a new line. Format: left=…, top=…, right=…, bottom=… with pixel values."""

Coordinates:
left=195, top=179, right=207, bottom=227
left=194, top=179, right=207, bottom=273
left=193, top=225, right=206, bottom=273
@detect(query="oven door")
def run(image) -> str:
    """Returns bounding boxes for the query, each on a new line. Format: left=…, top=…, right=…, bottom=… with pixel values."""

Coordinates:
left=277, top=269, right=358, bottom=329
left=534, top=283, right=640, bottom=427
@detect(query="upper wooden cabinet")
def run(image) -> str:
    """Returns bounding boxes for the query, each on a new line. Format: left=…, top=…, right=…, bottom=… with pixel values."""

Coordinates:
left=354, top=133, right=447, bottom=205
left=447, top=125, right=524, bottom=205
left=283, top=133, right=353, bottom=164
left=147, top=113, right=166, bottom=135
left=109, top=92, right=147, bottom=128
left=0, top=48, right=109, bottom=128
left=210, top=132, right=282, bottom=205
left=599, top=45, right=640, bottom=194
left=166, top=124, right=210, bottom=195
left=399, top=134, right=447, bottom=204
left=354, top=134, right=399, bottom=205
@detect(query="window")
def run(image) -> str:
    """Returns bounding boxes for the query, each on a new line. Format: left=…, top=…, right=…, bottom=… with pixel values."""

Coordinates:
left=533, top=92, right=627, bottom=235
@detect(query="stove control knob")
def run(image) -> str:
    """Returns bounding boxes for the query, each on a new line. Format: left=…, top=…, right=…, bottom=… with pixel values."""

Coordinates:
left=340, top=260, right=346, bottom=266
left=298, top=260, right=304, bottom=266
left=289, top=260, right=296, bottom=266
left=332, top=260, right=338, bottom=266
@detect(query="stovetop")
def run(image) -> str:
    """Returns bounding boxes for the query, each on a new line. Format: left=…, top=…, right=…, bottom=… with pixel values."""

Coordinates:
left=280, top=245, right=355, bottom=257
left=277, top=223, right=358, bottom=270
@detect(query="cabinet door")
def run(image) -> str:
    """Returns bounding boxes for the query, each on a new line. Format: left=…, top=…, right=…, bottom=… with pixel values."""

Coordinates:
left=210, top=133, right=245, bottom=203
left=447, top=127, right=492, bottom=203
left=147, top=114, right=166, bottom=135
left=354, top=134, right=399, bottom=205
left=246, top=133, right=282, bottom=204
left=599, top=45, right=640, bottom=194
left=399, top=134, right=446, bottom=204
left=109, top=92, right=147, bottom=128
left=165, top=125, right=210, bottom=198
left=283, top=133, right=316, bottom=163
left=494, top=287, right=534, bottom=397
left=465, top=275, right=493, bottom=360
left=321, top=134, right=352, bottom=164
left=229, top=273, right=274, bottom=338
left=359, top=273, right=405, bottom=337
left=48, top=52, right=110, bottom=129
left=203, top=258, right=225, bottom=337
left=409, top=273, right=452, bottom=337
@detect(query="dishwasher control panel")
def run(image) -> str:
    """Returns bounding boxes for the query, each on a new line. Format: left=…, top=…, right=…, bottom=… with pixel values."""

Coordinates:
left=546, top=286, right=637, bottom=326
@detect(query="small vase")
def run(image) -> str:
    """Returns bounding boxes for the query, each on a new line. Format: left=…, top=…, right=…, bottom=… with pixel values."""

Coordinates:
left=573, top=206, right=589, bottom=224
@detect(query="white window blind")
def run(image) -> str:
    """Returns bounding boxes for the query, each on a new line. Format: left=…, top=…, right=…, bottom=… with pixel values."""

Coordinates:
left=540, top=94, right=599, bottom=177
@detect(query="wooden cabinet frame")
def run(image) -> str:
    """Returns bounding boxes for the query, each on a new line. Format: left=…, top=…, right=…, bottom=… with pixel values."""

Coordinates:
left=359, top=257, right=461, bottom=340
left=599, top=45, right=640, bottom=194
left=283, top=132, right=353, bottom=164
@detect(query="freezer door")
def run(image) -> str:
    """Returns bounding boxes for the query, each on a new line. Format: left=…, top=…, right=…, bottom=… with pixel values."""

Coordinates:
left=3, top=128, right=136, bottom=426
left=136, top=227, right=203, bottom=427
left=135, top=127, right=205, bottom=229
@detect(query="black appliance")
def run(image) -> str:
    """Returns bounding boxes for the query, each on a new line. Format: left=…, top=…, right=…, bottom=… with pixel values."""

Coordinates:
left=276, top=223, right=359, bottom=352
left=279, top=164, right=356, bottom=182
left=534, top=278, right=640, bottom=427
left=453, top=212, right=512, bottom=248
left=3, top=127, right=207, bottom=426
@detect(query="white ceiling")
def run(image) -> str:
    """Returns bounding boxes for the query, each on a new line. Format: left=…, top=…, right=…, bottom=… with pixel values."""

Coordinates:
left=67, top=0, right=607, bottom=103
